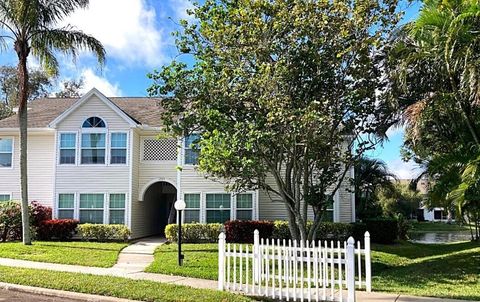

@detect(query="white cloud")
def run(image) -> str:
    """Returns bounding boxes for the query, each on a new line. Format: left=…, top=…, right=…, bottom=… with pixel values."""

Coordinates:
left=63, top=0, right=167, bottom=66
left=387, top=159, right=420, bottom=179
left=80, top=69, right=122, bottom=96
left=386, top=125, right=404, bottom=138
left=169, top=0, right=195, bottom=21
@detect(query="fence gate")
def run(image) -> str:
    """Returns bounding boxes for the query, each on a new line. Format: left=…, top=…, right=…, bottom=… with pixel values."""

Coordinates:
left=218, top=231, right=372, bottom=302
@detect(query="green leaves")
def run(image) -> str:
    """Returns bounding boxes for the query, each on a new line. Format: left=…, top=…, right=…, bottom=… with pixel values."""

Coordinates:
left=149, top=0, right=401, bottom=241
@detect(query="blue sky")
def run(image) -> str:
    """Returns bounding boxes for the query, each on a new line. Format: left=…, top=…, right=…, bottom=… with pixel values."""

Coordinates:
left=0, top=0, right=422, bottom=179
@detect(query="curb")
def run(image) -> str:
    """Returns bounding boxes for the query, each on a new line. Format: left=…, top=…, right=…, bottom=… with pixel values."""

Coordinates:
left=0, top=282, right=141, bottom=302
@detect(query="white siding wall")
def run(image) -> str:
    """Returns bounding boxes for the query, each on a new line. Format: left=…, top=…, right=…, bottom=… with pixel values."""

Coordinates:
left=0, top=132, right=55, bottom=206
left=54, top=95, right=132, bottom=221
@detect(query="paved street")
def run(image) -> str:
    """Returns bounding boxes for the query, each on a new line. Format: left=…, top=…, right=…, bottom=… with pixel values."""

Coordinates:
left=0, top=289, right=80, bottom=302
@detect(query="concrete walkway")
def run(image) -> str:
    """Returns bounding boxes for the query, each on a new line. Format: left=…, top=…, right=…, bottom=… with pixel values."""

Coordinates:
left=113, top=236, right=166, bottom=272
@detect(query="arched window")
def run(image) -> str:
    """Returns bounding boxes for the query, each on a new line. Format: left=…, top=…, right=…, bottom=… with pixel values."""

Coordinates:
left=82, top=117, right=106, bottom=128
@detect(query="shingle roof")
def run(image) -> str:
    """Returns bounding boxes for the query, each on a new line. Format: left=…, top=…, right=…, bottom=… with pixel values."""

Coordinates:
left=0, top=97, right=165, bottom=128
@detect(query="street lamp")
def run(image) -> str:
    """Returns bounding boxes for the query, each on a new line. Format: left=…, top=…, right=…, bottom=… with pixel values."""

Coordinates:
left=174, top=199, right=186, bottom=266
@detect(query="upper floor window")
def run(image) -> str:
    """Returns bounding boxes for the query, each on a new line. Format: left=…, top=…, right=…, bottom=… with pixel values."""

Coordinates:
left=110, top=133, right=127, bottom=164
left=59, top=133, right=76, bottom=164
left=81, top=133, right=106, bottom=164
left=184, top=134, right=200, bottom=165
left=82, top=117, right=106, bottom=128
left=0, top=138, right=13, bottom=168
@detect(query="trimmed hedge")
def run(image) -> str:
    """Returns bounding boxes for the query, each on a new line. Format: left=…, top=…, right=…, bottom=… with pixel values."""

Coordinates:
left=272, top=221, right=362, bottom=242
left=37, top=219, right=79, bottom=240
left=165, top=223, right=222, bottom=243
left=78, top=224, right=131, bottom=242
left=225, top=220, right=274, bottom=243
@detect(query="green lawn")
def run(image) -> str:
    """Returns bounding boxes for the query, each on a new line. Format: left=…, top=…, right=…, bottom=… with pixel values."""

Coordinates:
left=410, top=221, right=471, bottom=233
left=0, top=241, right=128, bottom=267
left=0, top=265, right=268, bottom=302
left=147, top=241, right=480, bottom=300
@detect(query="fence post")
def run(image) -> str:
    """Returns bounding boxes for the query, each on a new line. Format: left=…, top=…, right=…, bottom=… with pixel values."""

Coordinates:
left=253, top=229, right=260, bottom=284
left=364, top=231, right=372, bottom=293
left=346, top=237, right=356, bottom=302
left=218, top=232, right=226, bottom=290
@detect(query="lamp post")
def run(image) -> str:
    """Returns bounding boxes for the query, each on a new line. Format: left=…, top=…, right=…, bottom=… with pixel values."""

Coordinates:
left=174, top=199, right=186, bottom=266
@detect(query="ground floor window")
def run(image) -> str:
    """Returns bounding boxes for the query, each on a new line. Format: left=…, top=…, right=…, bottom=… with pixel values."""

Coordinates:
left=109, top=194, right=126, bottom=224
left=0, top=194, right=11, bottom=202
left=236, top=193, right=253, bottom=220
left=79, top=194, right=104, bottom=223
left=324, top=203, right=334, bottom=222
left=184, top=193, right=200, bottom=223
left=206, top=193, right=231, bottom=223
left=58, top=193, right=75, bottom=219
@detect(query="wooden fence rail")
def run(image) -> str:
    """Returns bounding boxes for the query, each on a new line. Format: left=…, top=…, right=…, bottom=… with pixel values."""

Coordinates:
left=218, top=230, right=372, bottom=302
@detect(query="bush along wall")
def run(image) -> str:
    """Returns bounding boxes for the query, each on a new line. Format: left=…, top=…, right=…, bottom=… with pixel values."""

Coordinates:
left=225, top=220, right=274, bottom=243
left=0, top=201, right=52, bottom=241
left=78, top=224, right=131, bottom=242
left=165, top=223, right=223, bottom=243
left=37, top=219, right=79, bottom=240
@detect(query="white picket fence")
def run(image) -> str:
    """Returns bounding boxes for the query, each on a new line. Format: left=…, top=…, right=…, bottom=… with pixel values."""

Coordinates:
left=218, top=230, right=371, bottom=302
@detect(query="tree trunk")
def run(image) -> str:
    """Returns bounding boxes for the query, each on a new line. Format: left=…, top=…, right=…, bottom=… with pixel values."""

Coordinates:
left=15, top=41, right=31, bottom=245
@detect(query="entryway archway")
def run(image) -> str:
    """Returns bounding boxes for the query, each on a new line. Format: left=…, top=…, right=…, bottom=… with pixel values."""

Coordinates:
left=143, top=181, right=177, bottom=236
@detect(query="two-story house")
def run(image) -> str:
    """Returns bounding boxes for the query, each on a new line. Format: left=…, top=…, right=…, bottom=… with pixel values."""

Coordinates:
left=0, top=88, right=355, bottom=238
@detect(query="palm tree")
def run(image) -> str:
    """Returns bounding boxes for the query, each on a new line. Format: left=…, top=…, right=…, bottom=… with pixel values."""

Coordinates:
left=388, top=0, right=480, bottom=146
left=354, top=156, right=397, bottom=219
left=0, top=0, right=105, bottom=244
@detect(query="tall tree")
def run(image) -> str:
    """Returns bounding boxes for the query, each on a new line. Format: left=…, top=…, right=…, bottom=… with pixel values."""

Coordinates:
left=55, top=78, right=84, bottom=98
left=149, top=0, right=402, bottom=241
left=0, top=66, right=53, bottom=107
left=0, top=0, right=105, bottom=244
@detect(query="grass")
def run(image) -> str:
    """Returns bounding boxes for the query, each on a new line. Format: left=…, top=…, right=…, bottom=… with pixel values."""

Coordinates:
left=410, top=221, right=471, bottom=233
left=0, top=265, right=269, bottom=302
left=146, top=242, right=219, bottom=280
left=147, top=241, right=480, bottom=300
left=0, top=241, right=128, bottom=267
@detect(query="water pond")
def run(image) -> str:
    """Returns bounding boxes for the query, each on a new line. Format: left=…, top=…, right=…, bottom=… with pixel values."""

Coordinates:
left=409, top=231, right=473, bottom=243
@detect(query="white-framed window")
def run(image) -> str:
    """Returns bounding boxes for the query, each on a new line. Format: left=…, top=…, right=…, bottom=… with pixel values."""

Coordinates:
left=236, top=193, right=253, bottom=220
left=110, top=132, right=127, bottom=164
left=206, top=193, right=231, bottom=223
left=184, top=193, right=201, bottom=223
left=81, top=133, right=106, bottom=164
left=58, top=193, right=75, bottom=219
left=79, top=193, right=104, bottom=223
left=0, top=194, right=11, bottom=202
left=59, top=133, right=77, bottom=165
left=184, top=134, right=200, bottom=165
left=0, top=137, right=13, bottom=168
left=109, top=193, right=126, bottom=224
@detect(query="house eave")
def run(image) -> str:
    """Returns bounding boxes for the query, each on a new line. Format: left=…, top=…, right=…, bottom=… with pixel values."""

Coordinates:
left=0, top=127, right=54, bottom=133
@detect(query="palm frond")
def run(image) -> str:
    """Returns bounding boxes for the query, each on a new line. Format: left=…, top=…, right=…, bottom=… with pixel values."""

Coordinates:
left=31, top=27, right=106, bottom=70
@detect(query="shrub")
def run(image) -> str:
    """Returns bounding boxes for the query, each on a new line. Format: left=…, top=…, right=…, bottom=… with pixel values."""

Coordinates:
left=0, top=201, right=22, bottom=241
left=30, top=201, right=52, bottom=228
left=37, top=219, right=79, bottom=240
left=78, top=224, right=131, bottom=242
left=364, top=218, right=398, bottom=244
left=225, top=220, right=274, bottom=243
left=272, top=220, right=362, bottom=242
left=165, top=223, right=222, bottom=243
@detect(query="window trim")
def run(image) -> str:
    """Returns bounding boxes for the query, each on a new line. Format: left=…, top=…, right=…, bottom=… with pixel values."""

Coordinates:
left=0, top=193, right=12, bottom=202
left=0, top=137, right=14, bottom=169
left=183, top=134, right=200, bottom=166
left=109, top=132, right=128, bottom=166
left=205, top=192, right=232, bottom=223
left=183, top=192, right=201, bottom=223
left=235, top=193, right=254, bottom=221
left=58, top=132, right=78, bottom=165
left=57, top=193, right=75, bottom=219
left=79, top=193, right=106, bottom=224
left=108, top=193, right=126, bottom=224
left=80, top=132, right=107, bottom=165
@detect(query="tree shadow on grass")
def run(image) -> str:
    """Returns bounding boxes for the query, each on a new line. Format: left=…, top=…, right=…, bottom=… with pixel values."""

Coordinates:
left=372, top=241, right=478, bottom=259
left=373, top=249, right=480, bottom=301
